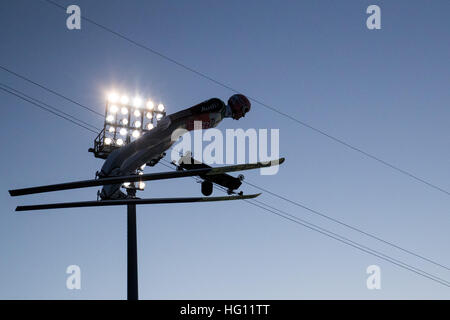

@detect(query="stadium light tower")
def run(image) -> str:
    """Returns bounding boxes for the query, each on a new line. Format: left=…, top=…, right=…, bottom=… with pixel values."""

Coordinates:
left=88, top=91, right=166, bottom=300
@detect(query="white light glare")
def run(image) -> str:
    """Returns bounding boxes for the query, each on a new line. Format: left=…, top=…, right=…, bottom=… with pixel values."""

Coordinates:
left=121, top=107, right=129, bottom=115
left=120, top=128, right=127, bottom=136
left=134, top=110, right=141, bottom=117
left=109, top=126, right=115, bottom=133
left=123, top=182, right=130, bottom=187
left=140, top=164, right=146, bottom=170
left=133, top=97, right=143, bottom=108
left=108, top=92, right=118, bottom=103
left=122, top=118, right=128, bottom=125
left=156, top=113, right=163, bottom=120
left=139, top=182, right=146, bottom=189
left=106, top=115, right=115, bottom=123
left=134, top=121, right=141, bottom=128
left=146, top=112, right=153, bottom=119
left=132, top=130, right=140, bottom=138
left=104, top=138, right=112, bottom=145
left=147, top=123, right=154, bottom=130
left=146, top=100, right=154, bottom=110
left=116, top=138, right=124, bottom=146
left=157, top=103, right=165, bottom=112
left=110, top=105, right=118, bottom=113
left=120, top=95, right=129, bottom=105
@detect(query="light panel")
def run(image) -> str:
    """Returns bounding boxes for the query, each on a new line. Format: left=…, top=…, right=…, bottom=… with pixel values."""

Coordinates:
left=102, top=92, right=166, bottom=153
left=110, top=105, right=118, bottom=113
left=107, top=92, right=118, bottom=103
left=133, top=96, right=143, bottom=108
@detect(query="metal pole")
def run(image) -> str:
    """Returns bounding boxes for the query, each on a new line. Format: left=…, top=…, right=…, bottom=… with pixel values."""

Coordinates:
left=127, top=203, right=138, bottom=300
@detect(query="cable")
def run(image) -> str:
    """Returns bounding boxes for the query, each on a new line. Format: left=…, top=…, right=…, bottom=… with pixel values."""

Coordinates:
left=0, top=65, right=104, bottom=118
left=0, top=83, right=100, bottom=132
left=42, top=0, right=450, bottom=197
left=250, top=198, right=449, bottom=284
left=158, top=159, right=450, bottom=288
left=245, top=199, right=450, bottom=288
left=1, top=64, right=448, bottom=271
left=161, top=150, right=450, bottom=273
left=3, top=71, right=448, bottom=288
left=0, top=85, right=99, bottom=134
left=243, top=180, right=450, bottom=271
left=3, top=65, right=448, bottom=272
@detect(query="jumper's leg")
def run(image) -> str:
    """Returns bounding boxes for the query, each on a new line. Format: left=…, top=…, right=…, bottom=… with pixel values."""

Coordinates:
left=98, top=123, right=174, bottom=200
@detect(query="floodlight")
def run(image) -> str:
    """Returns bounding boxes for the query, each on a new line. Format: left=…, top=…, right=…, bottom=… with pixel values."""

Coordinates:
left=146, top=100, right=154, bottom=110
left=121, top=107, right=129, bottom=115
left=110, top=105, right=119, bottom=113
left=146, top=123, right=154, bottom=130
left=134, top=110, right=141, bottom=117
left=109, top=126, right=115, bottom=133
left=156, top=113, right=163, bottom=120
left=104, top=137, right=112, bottom=145
left=116, top=138, right=124, bottom=146
left=139, top=182, right=146, bottom=189
left=108, top=92, right=119, bottom=103
left=122, top=119, right=128, bottom=125
left=134, top=121, right=141, bottom=128
left=146, top=112, right=153, bottom=119
left=157, top=103, right=165, bottom=112
left=120, top=95, right=129, bottom=105
left=132, top=130, right=140, bottom=138
left=120, top=128, right=127, bottom=136
left=133, top=97, right=143, bottom=108
left=106, top=115, right=115, bottom=123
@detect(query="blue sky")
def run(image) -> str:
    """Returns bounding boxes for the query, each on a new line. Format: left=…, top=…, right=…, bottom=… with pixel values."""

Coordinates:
left=0, top=0, right=449, bottom=299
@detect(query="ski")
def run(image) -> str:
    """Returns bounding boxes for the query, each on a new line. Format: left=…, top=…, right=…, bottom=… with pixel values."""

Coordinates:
left=9, top=158, right=284, bottom=197
left=15, top=193, right=261, bottom=212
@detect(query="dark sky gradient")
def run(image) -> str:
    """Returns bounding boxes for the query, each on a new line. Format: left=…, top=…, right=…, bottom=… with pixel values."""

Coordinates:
left=0, top=0, right=449, bottom=299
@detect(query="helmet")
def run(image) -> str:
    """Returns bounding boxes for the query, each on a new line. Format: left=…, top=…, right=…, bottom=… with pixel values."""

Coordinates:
left=228, top=94, right=251, bottom=119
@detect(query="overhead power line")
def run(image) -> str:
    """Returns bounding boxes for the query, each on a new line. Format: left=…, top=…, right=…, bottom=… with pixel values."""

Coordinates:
left=0, top=65, right=104, bottom=118
left=159, top=160, right=450, bottom=288
left=245, top=199, right=450, bottom=288
left=2, top=81, right=449, bottom=288
left=0, top=82, right=100, bottom=132
left=0, top=84, right=99, bottom=134
left=243, top=180, right=450, bottom=272
left=1, top=68, right=448, bottom=273
left=2, top=77, right=448, bottom=288
left=42, top=0, right=450, bottom=197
